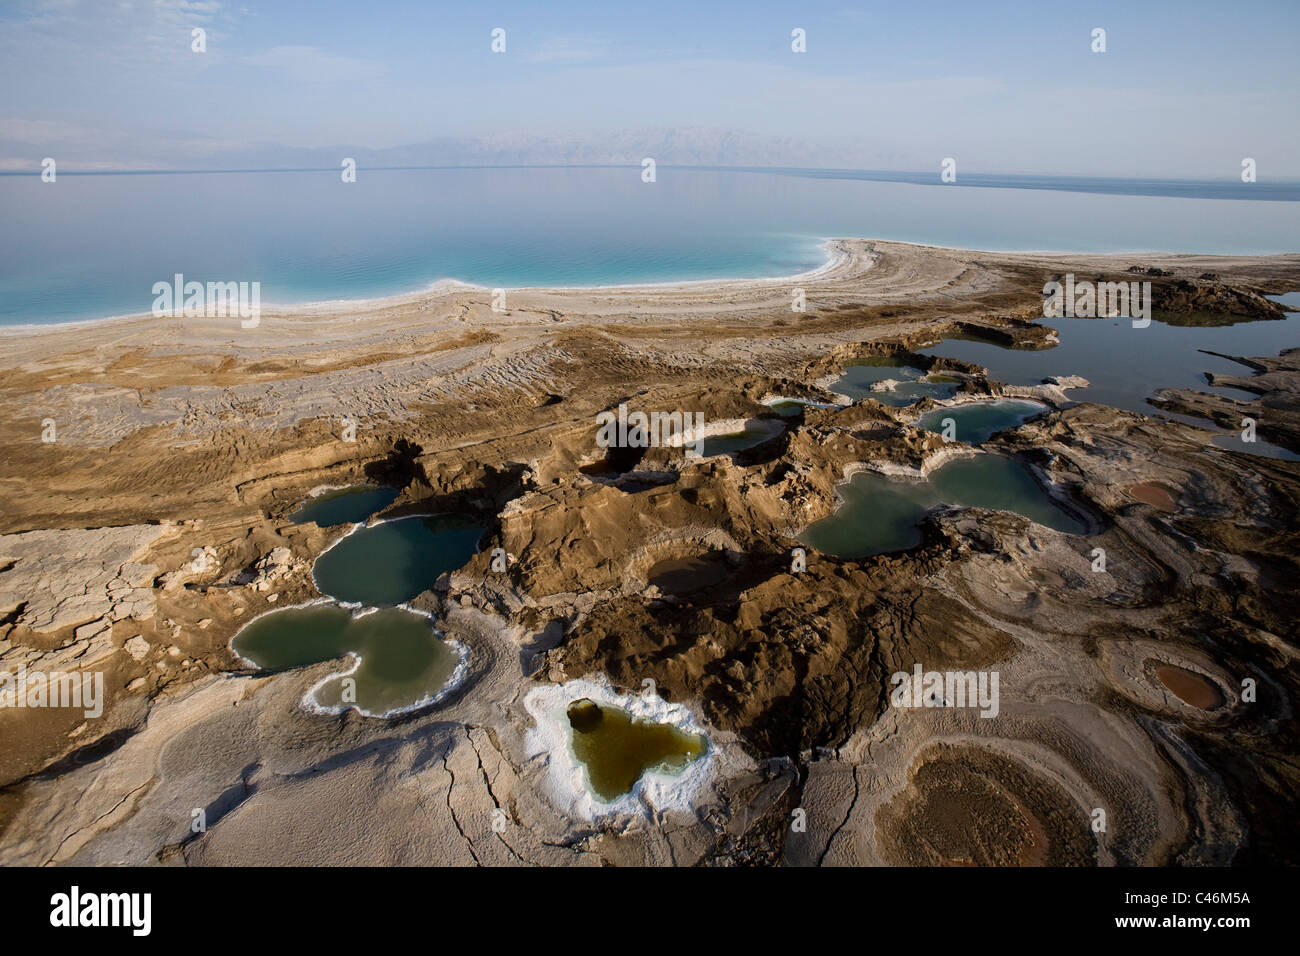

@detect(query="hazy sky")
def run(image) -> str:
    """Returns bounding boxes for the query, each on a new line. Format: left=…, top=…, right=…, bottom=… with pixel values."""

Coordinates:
left=2, top=0, right=1298, bottom=176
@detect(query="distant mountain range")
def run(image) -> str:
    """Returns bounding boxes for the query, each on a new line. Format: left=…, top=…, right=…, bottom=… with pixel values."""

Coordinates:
left=5, top=128, right=1293, bottom=193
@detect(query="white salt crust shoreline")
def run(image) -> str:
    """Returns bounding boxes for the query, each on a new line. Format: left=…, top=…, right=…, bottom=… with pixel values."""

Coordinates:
left=760, top=394, right=840, bottom=411
left=901, top=396, right=1051, bottom=428
left=228, top=597, right=471, bottom=719
left=300, top=482, right=391, bottom=501
left=227, top=596, right=334, bottom=667
left=523, top=676, right=719, bottom=821
left=666, top=415, right=789, bottom=459
left=299, top=610, right=471, bottom=720
left=3, top=237, right=1289, bottom=338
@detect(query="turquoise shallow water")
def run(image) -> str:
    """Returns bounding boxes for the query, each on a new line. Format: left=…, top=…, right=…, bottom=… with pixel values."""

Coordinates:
left=3, top=166, right=1297, bottom=325
left=829, top=359, right=960, bottom=407
left=916, top=400, right=1048, bottom=444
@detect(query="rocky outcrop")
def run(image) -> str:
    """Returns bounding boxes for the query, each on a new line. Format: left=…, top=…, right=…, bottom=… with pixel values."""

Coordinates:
left=232, top=546, right=306, bottom=593
left=1149, top=278, right=1287, bottom=319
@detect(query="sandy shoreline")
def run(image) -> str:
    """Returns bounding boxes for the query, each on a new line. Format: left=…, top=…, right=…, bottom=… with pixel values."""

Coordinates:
left=12, top=223, right=1271, bottom=333
left=0, top=237, right=1295, bottom=461
left=2, top=238, right=1296, bottom=361
left=0, top=237, right=848, bottom=337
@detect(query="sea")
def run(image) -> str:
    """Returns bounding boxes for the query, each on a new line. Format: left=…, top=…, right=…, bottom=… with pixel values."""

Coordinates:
left=1, top=164, right=1297, bottom=326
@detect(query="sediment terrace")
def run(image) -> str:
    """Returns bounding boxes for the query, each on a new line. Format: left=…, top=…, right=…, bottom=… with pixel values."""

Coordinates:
left=1, top=239, right=1298, bottom=865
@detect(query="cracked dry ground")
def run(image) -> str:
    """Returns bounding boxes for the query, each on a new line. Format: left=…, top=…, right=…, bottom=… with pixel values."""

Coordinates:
left=1, top=241, right=1299, bottom=865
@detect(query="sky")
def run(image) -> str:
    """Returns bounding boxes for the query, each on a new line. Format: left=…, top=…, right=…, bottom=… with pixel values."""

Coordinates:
left=1, top=0, right=1298, bottom=177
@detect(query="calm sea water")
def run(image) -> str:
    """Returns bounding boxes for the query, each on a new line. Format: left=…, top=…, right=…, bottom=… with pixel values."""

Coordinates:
left=2, top=166, right=1297, bottom=326
left=921, top=313, right=1300, bottom=420
left=921, top=311, right=1300, bottom=460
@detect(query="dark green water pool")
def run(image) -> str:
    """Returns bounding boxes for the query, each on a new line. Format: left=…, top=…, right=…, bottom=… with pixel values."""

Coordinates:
left=701, top=429, right=771, bottom=456
left=769, top=400, right=811, bottom=418
left=289, top=485, right=401, bottom=526
left=231, top=604, right=463, bottom=715
left=800, top=454, right=1087, bottom=558
left=312, top=514, right=486, bottom=606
